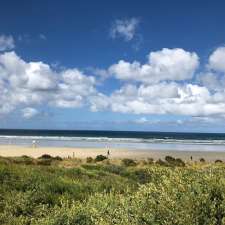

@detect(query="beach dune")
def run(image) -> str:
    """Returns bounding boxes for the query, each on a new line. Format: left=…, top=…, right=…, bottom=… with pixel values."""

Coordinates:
left=0, top=145, right=225, bottom=162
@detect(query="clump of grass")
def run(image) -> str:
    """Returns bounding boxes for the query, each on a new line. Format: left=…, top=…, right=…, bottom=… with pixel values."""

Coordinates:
left=54, top=156, right=63, bottom=161
left=199, top=158, right=205, bottom=163
left=175, top=158, right=185, bottom=167
left=215, top=159, right=223, bottom=163
left=147, top=158, right=154, bottom=164
left=156, top=159, right=167, bottom=166
left=95, top=155, right=107, bottom=162
left=38, top=154, right=53, bottom=160
left=156, top=156, right=185, bottom=167
left=165, top=155, right=176, bottom=164
left=10, top=156, right=35, bottom=165
left=122, top=158, right=137, bottom=167
left=86, top=157, right=94, bottom=163
left=37, top=159, right=52, bottom=166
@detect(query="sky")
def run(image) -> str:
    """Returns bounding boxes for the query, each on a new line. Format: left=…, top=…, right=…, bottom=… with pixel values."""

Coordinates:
left=0, top=0, right=225, bottom=132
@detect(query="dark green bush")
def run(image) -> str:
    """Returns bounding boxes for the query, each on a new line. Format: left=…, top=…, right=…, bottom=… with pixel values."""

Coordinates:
left=147, top=158, right=154, bottom=164
left=165, top=155, right=176, bottom=163
left=86, top=157, right=94, bottom=163
left=215, top=159, right=223, bottom=163
left=200, top=158, right=205, bottom=163
left=54, top=156, right=63, bottom=161
left=156, top=159, right=167, bottom=166
left=122, top=158, right=136, bottom=167
left=175, top=158, right=185, bottom=167
left=38, top=154, right=53, bottom=160
left=95, top=155, right=107, bottom=162
left=164, top=156, right=185, bottom=167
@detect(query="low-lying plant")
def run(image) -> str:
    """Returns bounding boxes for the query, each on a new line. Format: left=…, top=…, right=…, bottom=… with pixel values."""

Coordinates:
left=95, top=155, right=107, bottom=162
left=122, top=158, right=137, bottom=167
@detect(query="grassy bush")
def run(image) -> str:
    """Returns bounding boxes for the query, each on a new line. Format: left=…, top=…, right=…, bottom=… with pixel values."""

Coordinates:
left=147, top=157, right=154, bottom=164
left=37, top=159, right=52, bottom=166
left=10, top=156, right=34, bottom=165
left=175, top=158, right=185, bottom=166
left=95, top=155, right=107, bottom=162
left=86, top=157, right=94, bottom=163
left=215, top=159, right=223, bottom=163
left=165, top=155, right=176, bottom=163
left=164, top=156, right=185, bottom=167
left=155, top=159, right=167, bottom=166
left=54, top=156, right=63, bottom=161
left=38, top=154, right=53, bottom=159
left=200, top=158, right=206, bottom=163
left=122, top=158, right=137, bottom=167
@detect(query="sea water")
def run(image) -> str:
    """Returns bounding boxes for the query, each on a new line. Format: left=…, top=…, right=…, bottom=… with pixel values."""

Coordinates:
left=0, top=129, right=225, bottom=151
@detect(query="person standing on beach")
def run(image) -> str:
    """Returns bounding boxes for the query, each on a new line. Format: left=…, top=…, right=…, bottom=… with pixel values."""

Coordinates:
left=106, top=145, right=110, bottom=158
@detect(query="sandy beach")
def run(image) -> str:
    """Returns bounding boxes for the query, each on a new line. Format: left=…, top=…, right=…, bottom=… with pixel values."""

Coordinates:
left=0, top=145, right=225, bottom=162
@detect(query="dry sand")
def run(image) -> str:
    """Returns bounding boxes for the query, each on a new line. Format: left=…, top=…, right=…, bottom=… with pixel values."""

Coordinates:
left=0, top=145, right=225, bottom=162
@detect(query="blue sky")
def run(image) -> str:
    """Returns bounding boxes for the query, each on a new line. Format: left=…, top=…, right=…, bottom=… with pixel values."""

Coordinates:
left=0, top=0, right=225, bottom=132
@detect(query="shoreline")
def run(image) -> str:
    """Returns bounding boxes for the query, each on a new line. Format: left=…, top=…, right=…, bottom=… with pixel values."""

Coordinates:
left=0, top=145, right=225, bottom=161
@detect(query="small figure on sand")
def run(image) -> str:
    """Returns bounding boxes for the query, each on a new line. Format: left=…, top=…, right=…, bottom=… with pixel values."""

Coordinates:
left=107, top=146, right=110, bottom=158
left=32, top=140, right=37, bottom=148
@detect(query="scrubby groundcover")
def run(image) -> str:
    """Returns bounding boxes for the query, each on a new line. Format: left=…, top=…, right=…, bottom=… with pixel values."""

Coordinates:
left=0, top=156, right=224, bottom=225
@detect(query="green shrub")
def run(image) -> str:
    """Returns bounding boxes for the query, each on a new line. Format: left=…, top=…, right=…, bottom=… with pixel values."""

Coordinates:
left=54, top=156, right=63, bottom=161
left=122, top=158, right=136, bottom=167
left=215, top=159, right=223, bottom=163
left=165, top=155, right=176, bottom=163
left=95, top=155, right=107, bottom=162
left=102, top=164, right=125, bottom=175
left=21, top=155, right=31, bottom=159
left=200, top=158, right=205, bottom=163
left=37, top=159, right=52, bottom=166
left=11, top=156, right=34, bottom=165
left=155, top=159, right=167, bottom=166
left=147, top=158, right=154, bottom=164
left=164, top=156, right=185, bottom=167
left=86, top=157, right=94, bottom=163
left=38, top=154, right=53, bottom=160
left=175, top=158, right=185, bottom=167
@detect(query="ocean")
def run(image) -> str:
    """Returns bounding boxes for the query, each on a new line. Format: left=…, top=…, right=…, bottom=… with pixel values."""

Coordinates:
left=0, top=129, right=225, bottom=152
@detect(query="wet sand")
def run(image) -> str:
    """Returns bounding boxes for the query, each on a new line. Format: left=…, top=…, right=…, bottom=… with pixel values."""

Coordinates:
left=0, top=145, right=225, bottom=162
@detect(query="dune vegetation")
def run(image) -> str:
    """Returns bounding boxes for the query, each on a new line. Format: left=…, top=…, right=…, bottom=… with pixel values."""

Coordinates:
left=0, top=155, right=224, bottom=225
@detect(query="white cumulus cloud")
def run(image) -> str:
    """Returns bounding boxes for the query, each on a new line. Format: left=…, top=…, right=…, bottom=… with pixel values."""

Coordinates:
left=1, top=43, right=225, bottom=123
left=90, top=82, right=225, bottom=117
left=208, top=46, right=225, bottom=73
left=109, top=48, right=199, bottom=83
left=0, top=51, right=97, bottom=115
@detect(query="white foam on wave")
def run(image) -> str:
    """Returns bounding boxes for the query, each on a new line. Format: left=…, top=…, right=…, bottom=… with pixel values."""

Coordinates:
left=0, top=135, right=225, bottom=145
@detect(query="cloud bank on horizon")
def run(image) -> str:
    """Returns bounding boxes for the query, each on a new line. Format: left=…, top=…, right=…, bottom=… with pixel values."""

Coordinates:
left=0, top=31, right=225, bottom=125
